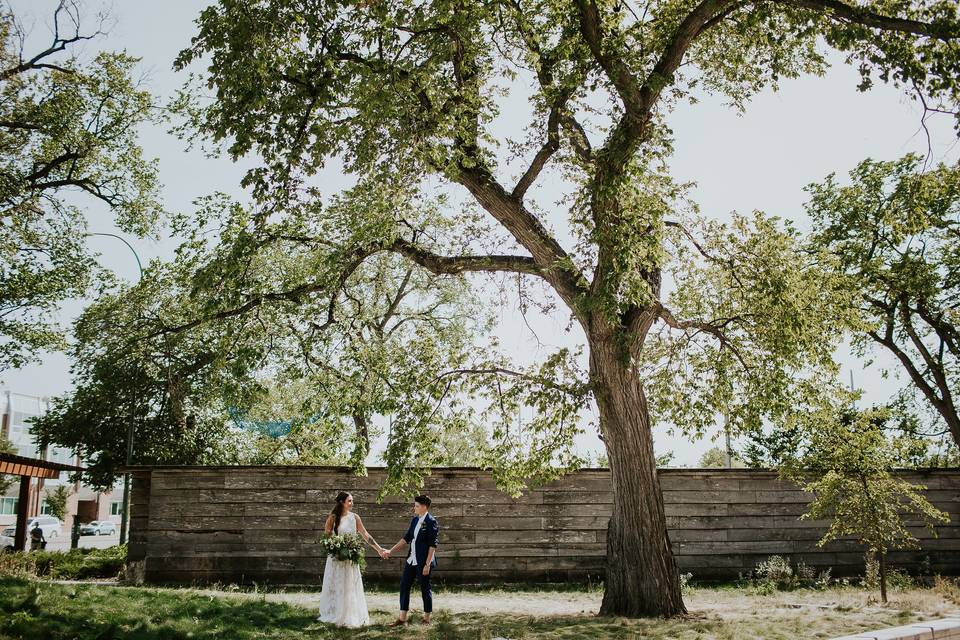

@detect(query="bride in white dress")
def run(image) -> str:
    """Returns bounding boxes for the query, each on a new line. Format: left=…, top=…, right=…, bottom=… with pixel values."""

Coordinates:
left=318, top=492, right=386, bottom=627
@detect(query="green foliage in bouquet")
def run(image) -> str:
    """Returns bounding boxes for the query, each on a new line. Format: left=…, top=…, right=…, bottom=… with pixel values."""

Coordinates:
left=319, top=533, right=366, bottom=571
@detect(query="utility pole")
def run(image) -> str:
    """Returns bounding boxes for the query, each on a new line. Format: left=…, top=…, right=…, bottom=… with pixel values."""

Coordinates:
left=89, top=233, right=143, bottom=546
left=724, top=414, right=732, bottom=469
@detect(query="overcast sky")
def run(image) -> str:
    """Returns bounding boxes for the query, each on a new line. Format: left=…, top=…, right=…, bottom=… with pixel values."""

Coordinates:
left=4, top=1, right=959, bottom=466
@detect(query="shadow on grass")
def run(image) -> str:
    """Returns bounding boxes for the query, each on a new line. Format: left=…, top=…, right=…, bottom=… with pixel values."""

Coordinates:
left=0, top=577, right=344, bottom=640
left=0, top=577, right=940, bottom=640
left=0, top=577, right=724, bottom=640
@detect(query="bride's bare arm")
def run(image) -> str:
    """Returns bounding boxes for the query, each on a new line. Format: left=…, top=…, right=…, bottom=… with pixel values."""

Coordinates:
left=354, top=514, right=383, bottom=550
left=324, top=514, right=335, bottom=536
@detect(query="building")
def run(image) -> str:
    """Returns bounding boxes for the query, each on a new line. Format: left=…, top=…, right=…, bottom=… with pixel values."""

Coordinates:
left=0, top=390, right=123, bottom=535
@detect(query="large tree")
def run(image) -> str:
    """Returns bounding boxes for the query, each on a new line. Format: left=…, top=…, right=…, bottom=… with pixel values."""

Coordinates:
left=33, top=193, right=510, bottom=491
left=807, top=155, right=960, bottom=447
left=171, top=0, right=960, bottom=617
left=0, top=1, right=160, bottom=369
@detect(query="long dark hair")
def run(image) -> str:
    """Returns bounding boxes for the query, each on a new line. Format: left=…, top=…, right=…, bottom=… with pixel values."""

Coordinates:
left=331, top=492, right=351, bottom=534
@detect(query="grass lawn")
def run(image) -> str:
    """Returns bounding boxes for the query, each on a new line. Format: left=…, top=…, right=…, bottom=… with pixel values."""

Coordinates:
left=1, top=577, right=959, bottom=639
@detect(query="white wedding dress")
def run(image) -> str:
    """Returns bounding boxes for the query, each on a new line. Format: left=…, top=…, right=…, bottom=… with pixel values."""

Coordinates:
left=318, top=511, right=371, bottom=627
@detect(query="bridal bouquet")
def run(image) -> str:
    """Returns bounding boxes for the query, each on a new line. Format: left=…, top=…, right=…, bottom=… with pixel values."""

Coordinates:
left=319, top=532, right=367, bottom=570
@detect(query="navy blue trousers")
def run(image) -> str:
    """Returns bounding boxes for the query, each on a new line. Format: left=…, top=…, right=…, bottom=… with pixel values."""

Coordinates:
left=399, top=562, right=433, bottom=613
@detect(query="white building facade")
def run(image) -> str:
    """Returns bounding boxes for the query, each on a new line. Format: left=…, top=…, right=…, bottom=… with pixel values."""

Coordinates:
left=1, top=390, right=123, bottom=533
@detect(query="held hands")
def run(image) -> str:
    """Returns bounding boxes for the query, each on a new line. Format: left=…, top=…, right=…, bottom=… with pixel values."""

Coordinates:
left=377, top=547, right=391, bottom=560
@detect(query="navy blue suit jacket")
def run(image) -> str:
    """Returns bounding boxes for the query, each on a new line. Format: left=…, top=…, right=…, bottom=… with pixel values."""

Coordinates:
left=403, top=513, right=439, bottom=568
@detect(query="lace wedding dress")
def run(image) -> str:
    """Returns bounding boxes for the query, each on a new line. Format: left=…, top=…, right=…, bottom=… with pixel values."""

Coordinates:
left=318, top=511, right=371, bottom=627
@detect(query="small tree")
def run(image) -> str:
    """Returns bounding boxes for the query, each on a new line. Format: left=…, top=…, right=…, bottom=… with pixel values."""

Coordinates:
left=783, top=408, right=950, bottom=603
left=595, top=451, right=674, bottom=468
left=43, top=485, right=71, bottom=521
left=697, top=446, right=745, bottom=469
left=0, top=435, right=16, bottom=494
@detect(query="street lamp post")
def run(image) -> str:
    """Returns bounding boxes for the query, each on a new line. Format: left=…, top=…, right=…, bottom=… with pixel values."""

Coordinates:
left=89, top=233, right=143, bottom=546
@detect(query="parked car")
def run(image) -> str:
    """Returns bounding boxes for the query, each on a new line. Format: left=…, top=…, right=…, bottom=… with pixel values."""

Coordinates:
left=26, top=516, right=62, bottom=539
left=0, top=534, right=12, bottom=552
left=79, top=521, right=116, bottom=536
left=0, top=517, right=62, bottom=540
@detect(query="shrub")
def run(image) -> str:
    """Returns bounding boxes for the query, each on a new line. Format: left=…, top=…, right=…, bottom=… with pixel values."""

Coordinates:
left=933, top=575, right=960, bottom=605
left=815, top=568, right=833, bottom=589
left=679, top=572, right=694, bottom=594
left=0, top=552, right=36, bottom=578
left=755, top=555, right=794, bottom=590
left=795, top=562, right=816, bottom=588
left=751, top=556, right=833, bottom=592
left=0, top=546, right=126, bottom=580
left=886, top=568, right=914, bottom=592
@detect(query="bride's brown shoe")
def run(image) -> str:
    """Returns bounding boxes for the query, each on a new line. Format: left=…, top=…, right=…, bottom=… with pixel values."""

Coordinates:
left=420, top=617, right=431, bottom=625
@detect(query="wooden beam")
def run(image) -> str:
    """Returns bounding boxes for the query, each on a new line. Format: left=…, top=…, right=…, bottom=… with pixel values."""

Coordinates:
left=0, top=460, right=59, bottom=478
left=0, top=451, right=84, bottom=478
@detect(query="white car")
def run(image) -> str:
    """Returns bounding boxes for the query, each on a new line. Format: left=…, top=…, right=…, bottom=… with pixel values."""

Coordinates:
left=0, top=534, right=12, bottom=552
left=80, top=521, right=116, bottom=536
left=0, top=517, right=63, bottom=541
left=26, top=516, right=62, bottom=540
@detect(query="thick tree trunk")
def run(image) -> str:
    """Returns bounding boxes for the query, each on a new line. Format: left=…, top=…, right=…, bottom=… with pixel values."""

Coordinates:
left=943, top=412, right=960, bottom=456
left=590, top=334, right=686, bottom=617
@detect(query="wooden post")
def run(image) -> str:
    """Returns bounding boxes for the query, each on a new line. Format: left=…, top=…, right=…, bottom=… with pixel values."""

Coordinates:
left=14, top=475, right=30, bottom=552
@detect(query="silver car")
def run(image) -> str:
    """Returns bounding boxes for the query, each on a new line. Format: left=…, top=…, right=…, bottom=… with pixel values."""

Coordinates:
left=1, top=517, right=61, bottom=539
left=26, top=516, right=62, bottom=539
left=79, top=521, right=116, bottom=536
left=0, top=534, right=12, bottom=552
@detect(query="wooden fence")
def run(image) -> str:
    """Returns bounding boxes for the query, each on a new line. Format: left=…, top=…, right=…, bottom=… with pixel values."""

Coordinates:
left=126, top=466, right=960, bottom=585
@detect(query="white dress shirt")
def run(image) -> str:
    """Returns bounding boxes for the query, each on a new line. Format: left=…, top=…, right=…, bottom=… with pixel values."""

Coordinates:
left=407, top=515, right=426, bottom=566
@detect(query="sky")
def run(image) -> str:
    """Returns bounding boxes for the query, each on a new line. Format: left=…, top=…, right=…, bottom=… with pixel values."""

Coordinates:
left=3, top=1, right=959, bottom=467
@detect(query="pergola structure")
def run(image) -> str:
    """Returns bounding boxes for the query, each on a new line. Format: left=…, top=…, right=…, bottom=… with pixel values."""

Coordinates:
left=0, top=452, right=84, bottom=551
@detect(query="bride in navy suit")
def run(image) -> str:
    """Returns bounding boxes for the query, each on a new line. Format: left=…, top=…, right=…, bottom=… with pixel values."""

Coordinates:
left=383, top=494, right=440, bottom=625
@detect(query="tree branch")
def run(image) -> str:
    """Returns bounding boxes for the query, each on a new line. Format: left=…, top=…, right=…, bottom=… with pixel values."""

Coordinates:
left=435, top=367, right=589, bottom=396
left=560, top=114, right=593, bottom=163
left=390, top=238, right=542, bottom=277
left=0, top=120, right=42, bottom=131
left=772, top=0, right=960, bottom=39
left=23, top=151, right=83, bottom=184
left=575, top=0, right=645, bottom=113
left=455, top=165, right=588, bottom=318
left=157, top=238, right=547, bottom=340
left=512, top=106, right=563, bottom=201
left=897, top=296, right=957, bottom=414
left=866, top=302, right=951, bottom=420
left=501, top=0, right=587, bottom=194
left=657, top=303, right=750, bottom=371
left=0, top=1, right=101, bottom=81
left=914, top=301, right=960, bottom=359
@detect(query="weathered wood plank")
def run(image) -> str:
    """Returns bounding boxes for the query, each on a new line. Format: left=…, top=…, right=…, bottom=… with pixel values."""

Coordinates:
left=662, top=490, right=760, bottom=504
left=484, top=530, right=597, bottom=544
left=463, top=503, right=613, bottom=517
left=131, top=467, right=960, bottom=585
